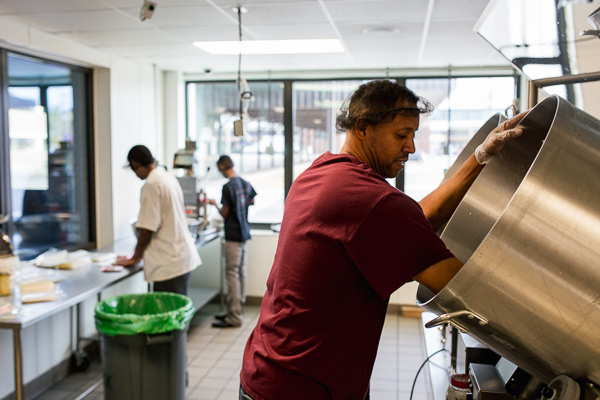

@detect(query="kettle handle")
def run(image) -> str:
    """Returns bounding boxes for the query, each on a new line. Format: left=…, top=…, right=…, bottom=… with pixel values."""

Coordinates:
left=425, top=310, right=488, bottom=333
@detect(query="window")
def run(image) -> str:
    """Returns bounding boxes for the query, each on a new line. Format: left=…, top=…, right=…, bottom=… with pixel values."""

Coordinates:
left=292, top=80, right=363, bottom=178
left=0, top=52, right=94, bottom=260
left=405, top=77, right=516, bottom=201
left=186, top=80, right=285, bottom=224
left=186, top=76, right=516, bottom=223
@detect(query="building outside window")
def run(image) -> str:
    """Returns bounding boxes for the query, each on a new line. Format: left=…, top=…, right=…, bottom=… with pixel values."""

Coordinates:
left=0, top=51, right=93, bottom=260
left=292, top=80, right=363, bottom=178
left=405, top=77, right=516, bottom=201
left=186, top=81, right=285, bottom=224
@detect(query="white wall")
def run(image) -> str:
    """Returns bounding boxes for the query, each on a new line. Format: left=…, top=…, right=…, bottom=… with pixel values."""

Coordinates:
left=162, top=70, right=187, bottom=170
left=110, top=58, right=161, bottom=242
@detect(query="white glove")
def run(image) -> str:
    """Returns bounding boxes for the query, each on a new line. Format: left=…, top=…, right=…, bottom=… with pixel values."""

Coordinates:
left=474, top=112, right=527, bottom=165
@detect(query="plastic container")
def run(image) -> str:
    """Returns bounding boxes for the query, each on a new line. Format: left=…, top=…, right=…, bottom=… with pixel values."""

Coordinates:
left=0, top=255, right=18, bottom=296
left=95, top=292, right=195, bottom=400
left=446, top=373, right=470, bottom=400
left=0, top=271, right=10, bottom=296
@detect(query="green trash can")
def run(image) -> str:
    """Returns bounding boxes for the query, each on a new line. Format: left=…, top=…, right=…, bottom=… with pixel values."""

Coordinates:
left=95, top=292, right=194, bottom=400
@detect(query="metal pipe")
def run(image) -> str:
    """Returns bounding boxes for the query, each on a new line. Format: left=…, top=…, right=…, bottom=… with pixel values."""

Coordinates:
left=13, top=330, right=23, bottom=400
left=528, top=81, right=538, bottom=108
left=533, top=70, right=600, bottom=88
left=528, top=70, right=600, bottom=107
left=450, top=327, right=458, bottom=373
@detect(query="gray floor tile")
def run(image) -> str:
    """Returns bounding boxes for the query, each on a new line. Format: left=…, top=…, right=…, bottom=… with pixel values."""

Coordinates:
left=33, top=304, right=433, bottom=400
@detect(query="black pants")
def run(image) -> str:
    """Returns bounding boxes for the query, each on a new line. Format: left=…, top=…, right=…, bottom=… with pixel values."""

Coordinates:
left=239, top=385, right=370, bottom=400
left=239, top=385, right=253, bottom=400
left=152, top=272, right=191, bottom=296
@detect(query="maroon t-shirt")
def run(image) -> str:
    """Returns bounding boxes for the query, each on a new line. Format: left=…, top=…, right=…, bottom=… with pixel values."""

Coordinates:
left=241, top=152, right=454, bottom=400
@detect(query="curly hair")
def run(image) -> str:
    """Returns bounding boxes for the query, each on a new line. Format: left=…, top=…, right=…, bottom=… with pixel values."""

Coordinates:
left=336, top=80, right=433, bottom=132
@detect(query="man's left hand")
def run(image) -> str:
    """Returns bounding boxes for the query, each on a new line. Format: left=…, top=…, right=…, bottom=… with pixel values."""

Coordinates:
left=475, top=111, right=528, bottom=165
left=113, top=255, right=138, bottom=267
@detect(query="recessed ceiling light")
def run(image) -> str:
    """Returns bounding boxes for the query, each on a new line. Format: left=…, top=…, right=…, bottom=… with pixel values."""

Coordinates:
left=193, top=39, right=344, bottom=55
left=362, top=26, right=400, bottom=36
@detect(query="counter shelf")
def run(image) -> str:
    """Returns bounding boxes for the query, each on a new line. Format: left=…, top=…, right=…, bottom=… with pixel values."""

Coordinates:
left=188, top=228, right=224, bottom=312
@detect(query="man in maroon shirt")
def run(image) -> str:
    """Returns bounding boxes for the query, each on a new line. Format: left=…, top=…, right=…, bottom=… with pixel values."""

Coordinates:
left=240, top=80, right=526, bottom=400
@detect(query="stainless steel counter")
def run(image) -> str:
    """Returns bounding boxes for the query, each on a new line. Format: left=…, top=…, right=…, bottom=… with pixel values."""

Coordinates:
left=194, top=226, right=223, bottom=249
left=0, top=239, right=142, bottom=331
left=0, top=238, right=142, bottom=400
left=1, top=230, right=222, bottom=400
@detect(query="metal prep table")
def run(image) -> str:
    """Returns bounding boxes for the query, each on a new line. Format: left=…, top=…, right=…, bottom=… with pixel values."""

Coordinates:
left=0, top=238, right=144, bottom=400
left=1, top=228, right=224, bottom=400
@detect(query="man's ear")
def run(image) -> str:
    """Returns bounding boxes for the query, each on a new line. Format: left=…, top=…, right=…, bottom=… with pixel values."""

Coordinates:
left=355, top=118, right=369, bottom=137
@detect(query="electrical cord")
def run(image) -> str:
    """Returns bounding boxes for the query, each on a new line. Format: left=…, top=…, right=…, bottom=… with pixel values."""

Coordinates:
left=409, top=348, right=448, bottom=400
left=237, top=7, right=243, bottom=119
left=235, top=7, right=252, bottom=121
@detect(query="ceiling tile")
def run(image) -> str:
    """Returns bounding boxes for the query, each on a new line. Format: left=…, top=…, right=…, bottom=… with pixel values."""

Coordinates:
left=324, top=1, right=429, bottom=23
left=60, top=28, right=180, bottom=46
left=428, top=20, right=479, bottom=37
left=207, top=0, right=320, bottom=5
left=0, top=3, right=20, bottom=13
left=432, top=0, right=489, bottom=20
left=120, top=5, right=234, bottom=28
left=163, top=26, right=240, bottom=41
left=0, top=0, right=110, bottom=13
left=23, top=10, right=142, bottom=32
left=100, top=0, right=139, bottom=7
left=229, top=3, right=329, bottom=25
left=245, top=23, right=337, bottom=40
left=1, top=14, right=66, bottom=32
left=336, top=21, right=423, bottom=39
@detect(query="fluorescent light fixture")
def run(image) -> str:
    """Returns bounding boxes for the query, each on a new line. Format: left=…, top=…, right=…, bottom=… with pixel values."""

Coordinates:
left=193, top=39, right=344, bottom=55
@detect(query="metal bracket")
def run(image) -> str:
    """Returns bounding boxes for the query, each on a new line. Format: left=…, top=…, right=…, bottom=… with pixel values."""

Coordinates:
left=425, top=310, right=488, bottom=333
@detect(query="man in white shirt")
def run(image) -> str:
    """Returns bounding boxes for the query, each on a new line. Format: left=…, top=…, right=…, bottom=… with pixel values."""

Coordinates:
left=114, top=145, right=201, bottom=295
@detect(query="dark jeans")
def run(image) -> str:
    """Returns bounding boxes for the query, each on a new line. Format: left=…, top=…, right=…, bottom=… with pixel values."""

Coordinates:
left=239, top=385, right=370, bottom=400
left=152, top=272, right=191, bottom=296
left=239, top=385, right=254, bottom=400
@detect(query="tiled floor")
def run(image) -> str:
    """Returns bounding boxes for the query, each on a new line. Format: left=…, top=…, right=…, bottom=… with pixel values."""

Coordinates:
left=35, top=304, right=434, bottom=400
